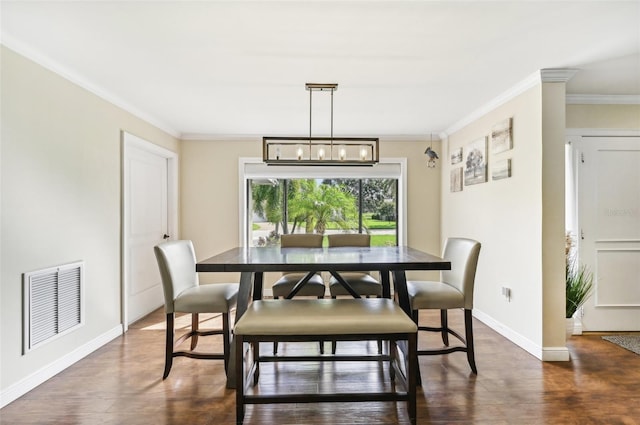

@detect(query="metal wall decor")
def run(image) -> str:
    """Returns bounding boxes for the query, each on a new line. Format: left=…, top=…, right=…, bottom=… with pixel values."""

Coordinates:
left=424, top=133, right=439, bottom=168
left=263, top=83, right=379, bottom=166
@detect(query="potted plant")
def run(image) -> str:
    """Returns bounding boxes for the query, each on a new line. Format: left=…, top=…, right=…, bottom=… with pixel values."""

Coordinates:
left=565, top=232, right=594, bottom=337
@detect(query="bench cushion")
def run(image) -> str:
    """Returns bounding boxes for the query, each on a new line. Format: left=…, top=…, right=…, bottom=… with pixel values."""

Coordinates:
left=235, top=298, right=417, bottom=336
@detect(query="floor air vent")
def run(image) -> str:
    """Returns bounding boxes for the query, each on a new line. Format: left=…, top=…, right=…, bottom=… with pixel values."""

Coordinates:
left=23, top=261, right=84, bottom=353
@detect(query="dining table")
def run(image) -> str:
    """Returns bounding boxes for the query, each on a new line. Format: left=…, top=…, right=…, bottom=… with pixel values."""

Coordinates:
left=195, top=245, right=451, bottom=388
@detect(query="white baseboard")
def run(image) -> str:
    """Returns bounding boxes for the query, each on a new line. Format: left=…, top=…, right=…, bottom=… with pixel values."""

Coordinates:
left=542, top=346, right=571, bottom=361
left=0, top=324, right=123, bottom=408
left=472, top=309, right=569, bottom=362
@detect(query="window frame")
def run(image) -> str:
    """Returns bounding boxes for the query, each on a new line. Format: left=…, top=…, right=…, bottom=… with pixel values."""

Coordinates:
left=239, top=157, right=407, bottom=247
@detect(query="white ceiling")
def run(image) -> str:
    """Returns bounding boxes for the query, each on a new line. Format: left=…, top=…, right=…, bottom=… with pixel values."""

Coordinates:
left=2, top=1, right=639, bottom=139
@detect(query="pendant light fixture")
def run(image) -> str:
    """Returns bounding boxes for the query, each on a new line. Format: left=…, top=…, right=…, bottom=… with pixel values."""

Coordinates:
left=263, top=83, right=379, bottom=166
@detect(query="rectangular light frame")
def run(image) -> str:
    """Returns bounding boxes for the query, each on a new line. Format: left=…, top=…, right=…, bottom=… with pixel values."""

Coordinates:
left=263, top=136, right=379, bottom=166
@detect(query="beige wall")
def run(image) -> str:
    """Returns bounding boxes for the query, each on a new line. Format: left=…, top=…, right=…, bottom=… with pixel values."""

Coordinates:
left=1, top=46, right=179, bottom=398
left=180, top=138, right=442, bottom=286
left=384, top=139, right=442, bottom=267
left=567, top=104, right=640, bottom=129
left=180, top=139, right=257, bottom=280
left=441, top=82, right=567, bottom=359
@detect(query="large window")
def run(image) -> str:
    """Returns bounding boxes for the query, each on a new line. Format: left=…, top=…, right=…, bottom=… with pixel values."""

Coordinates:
left=240, top=158, right=407, bottom=247
left=249, top=178, right=398, bottom=247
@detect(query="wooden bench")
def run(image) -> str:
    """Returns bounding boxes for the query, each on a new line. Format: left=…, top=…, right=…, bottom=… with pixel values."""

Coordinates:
left=234, top=298, right=418, bottom=425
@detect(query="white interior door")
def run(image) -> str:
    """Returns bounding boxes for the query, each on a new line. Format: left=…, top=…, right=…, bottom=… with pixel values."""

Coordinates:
left=577, top=136, right=640, bottom=331
left=123, top=132, right=178, bottom=327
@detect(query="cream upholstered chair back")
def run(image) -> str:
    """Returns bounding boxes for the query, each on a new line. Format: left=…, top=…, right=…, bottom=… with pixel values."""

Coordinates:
left=327, top=233, right=373, bottom=277
left=440, top=238, right=481, bottom=310
left=279, top=233, right=324, bottom=276
left=327, top=233, right=370, bottom=248
left=280, top=233, right=324, bottom=248
left=154, top=240, right=199, bottom=314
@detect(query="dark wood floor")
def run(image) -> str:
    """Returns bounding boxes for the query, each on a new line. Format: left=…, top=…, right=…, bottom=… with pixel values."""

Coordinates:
left=2, top=308, right=639, bottom=425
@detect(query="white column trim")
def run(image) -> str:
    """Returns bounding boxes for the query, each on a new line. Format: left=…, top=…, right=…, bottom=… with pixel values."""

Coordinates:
left=540, top=68, right=579, bottom=83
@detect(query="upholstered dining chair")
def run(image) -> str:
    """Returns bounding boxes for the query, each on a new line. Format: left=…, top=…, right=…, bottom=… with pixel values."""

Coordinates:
left=328, top=233, right=383, bottom=354
left=154, top=240, right=239, bottom=379
left=271, top=233, right=326, bottom=354
left=327, top=233, right=382, bottom=298
left=272, top=233, right=326, bottom=299
left=407, top=237, right=481, bottom=380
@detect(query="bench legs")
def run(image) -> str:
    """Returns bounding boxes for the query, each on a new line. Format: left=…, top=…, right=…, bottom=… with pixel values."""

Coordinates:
left=235, top=334, right=417, bottom=425
left=408, top=333, right=417, bottom=425
left=236, top=334, right=245, bottom=425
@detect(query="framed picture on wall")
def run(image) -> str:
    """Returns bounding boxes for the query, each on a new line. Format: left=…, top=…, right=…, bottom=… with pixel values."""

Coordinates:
left=491, top=117, right=513, bottom=154
left=450, top=167, right=463, bottom=192
left=492, top=158, right=512, bottom=180
left=464, top=136, right=488, bottom=186
left=450, top=147, right=463, bottom=164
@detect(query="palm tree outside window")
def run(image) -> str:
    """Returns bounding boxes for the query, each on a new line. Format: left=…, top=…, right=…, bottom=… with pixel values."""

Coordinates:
left=249, top=178, right=398, bottom=247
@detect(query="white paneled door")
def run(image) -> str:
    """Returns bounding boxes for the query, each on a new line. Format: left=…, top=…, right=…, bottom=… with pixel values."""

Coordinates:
left=123, top=132, right=178, bottom=328
left=577, top=136, right=640, bottom=331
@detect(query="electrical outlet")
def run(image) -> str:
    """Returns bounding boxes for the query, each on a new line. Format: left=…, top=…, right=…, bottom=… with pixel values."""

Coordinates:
left=501, top=286, right=511, bottom=302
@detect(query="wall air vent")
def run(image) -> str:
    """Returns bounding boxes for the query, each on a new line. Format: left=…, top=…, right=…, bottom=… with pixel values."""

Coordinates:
left=23, top=261, right=84, bottom=353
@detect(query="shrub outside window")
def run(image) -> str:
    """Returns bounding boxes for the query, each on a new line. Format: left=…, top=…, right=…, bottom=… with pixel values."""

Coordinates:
left=249, top=178, right=398, bottom=247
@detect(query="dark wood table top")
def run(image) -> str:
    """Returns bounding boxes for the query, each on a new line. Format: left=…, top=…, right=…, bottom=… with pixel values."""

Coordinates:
left=196, top=245, right=449, bottom=389
left=196, top=245, right=450, bottom=273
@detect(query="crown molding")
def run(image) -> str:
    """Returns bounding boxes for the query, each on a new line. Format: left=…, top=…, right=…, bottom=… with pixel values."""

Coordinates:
left=565, top=128, right=640, bottom=137
left=540, top=68, right=579, bottom=83
left=180, top=134, right=261, bottom=142
left=443, top=70, right=541, bottom=137
left=442, top=68, right=583, bottom=137
left=1, top=39, right=180, bottom=139
left=180, top=133, right=432, bottom=142
left=379, top=135, right=433, bottom=143
left=566, top=94, right=640, bottom=105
